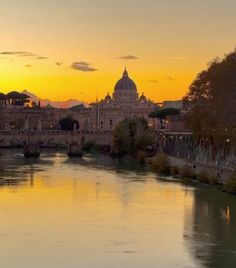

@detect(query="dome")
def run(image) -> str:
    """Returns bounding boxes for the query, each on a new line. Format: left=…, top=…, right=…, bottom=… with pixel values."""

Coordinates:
left=139, top=93, right=147, bottom=101
left=105, top=92, right=112, bottom=100
left=114, top=68, right=137, bottom=92
left=104, top=92, right=112, bottom=104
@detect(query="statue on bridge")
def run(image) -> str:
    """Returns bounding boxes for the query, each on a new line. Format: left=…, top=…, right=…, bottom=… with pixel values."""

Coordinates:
left=23, top=141, right=40, bottom=158
left=67, top=124, right=83, bottom=157
left=67, top=141, right=83, bottom=157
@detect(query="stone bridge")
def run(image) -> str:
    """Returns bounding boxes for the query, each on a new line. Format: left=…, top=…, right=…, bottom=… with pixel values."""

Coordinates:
left=0, top=129, right=194, bottom=153
left=0, top=130, right=114, bottom=147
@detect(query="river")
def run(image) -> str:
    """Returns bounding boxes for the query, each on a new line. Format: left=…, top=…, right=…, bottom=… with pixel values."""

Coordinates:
left=0, top=149, right=236, bottom=268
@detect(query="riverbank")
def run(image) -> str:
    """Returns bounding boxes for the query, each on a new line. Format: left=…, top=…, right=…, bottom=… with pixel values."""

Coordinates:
left=146, top=153, right=236, bottom=195
left=168, top=156, right=232, bottom=183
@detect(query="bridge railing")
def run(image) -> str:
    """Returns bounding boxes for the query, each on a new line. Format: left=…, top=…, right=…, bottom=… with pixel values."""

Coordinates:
left=0, top=130, right=114, bottom=136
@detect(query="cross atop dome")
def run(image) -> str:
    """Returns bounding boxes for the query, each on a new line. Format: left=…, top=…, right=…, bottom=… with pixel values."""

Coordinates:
left=123, top=67, right=128, bottom=77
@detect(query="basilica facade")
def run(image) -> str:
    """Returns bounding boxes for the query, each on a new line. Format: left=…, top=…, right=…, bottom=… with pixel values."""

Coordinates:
left=74, top=68, right=158, bottom=131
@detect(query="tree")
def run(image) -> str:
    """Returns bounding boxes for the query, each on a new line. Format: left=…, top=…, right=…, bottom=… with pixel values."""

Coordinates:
left=113, top=118, right=156, bottom=156
left=59, top=116, right=79, bottom=131
left=184, top=50, right=236, bottom=160
left=149, top=108, right=180, bottom=128
left=0, top=93, right=5, bottom=129
left=16, top=93, right=30, bottom=106
left=6, top=91, right=30, bottom=106
left=6, top=91, right=19, bottom=105
left=149, top=108, right=180, bottom=119
left=0, top=93, right=7, bottom=105
left=184, top=49, right=236, bottom=156
left=31, top=101, right=37, bottom=108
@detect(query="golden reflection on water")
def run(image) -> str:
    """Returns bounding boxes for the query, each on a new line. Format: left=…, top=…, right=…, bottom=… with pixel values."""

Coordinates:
left=0, top=151, right=235, bottom=268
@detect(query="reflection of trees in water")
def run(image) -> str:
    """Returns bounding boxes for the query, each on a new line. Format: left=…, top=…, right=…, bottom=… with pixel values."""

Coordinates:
left=185, top=188, right=236, bottom=268
left=0, top=149, right=54, bottom=187
left=64, top=153, right=147, bottom=176
left=0, top=149, right=148, bottom=188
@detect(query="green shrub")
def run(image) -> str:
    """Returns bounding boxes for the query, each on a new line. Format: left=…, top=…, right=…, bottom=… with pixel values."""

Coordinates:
left=208, top=175, right=219, bottom=186
left=137, top=150, right=148, bottom=164
left=82, top=140, right=95, bottom=151
left=152, top=154, right=170, bottom=175
left=197, top=170, right=210, bottom=183
left=170, top=165, right=180, bottom=177
left=224, top=171, right=236, bottom=193
left=179, top=165, right=195, bottom=179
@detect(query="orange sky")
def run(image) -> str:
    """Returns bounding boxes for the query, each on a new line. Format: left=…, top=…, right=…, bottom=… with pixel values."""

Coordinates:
left=0, top=0, right=235, bottom=103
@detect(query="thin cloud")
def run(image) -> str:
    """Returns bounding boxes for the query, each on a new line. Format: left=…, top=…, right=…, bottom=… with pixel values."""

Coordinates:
left=37, top=56, right=48, bottom=60
left=149, top=79, right=158, bottom=84
left=56, top=61, right=63, bottom=66
left=71, top=61, right=98, bottom=72
left=0, top=51, right=36, bottom=57
left=119, top=55, right=138, bottom=60
left=166, top=76, right=174, bottom=81
left=0, top=51, right=47, bottom=59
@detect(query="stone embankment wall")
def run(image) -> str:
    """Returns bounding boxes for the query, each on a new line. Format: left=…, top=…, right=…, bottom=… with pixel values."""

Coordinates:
left=158, top=132, right=235, bottom=179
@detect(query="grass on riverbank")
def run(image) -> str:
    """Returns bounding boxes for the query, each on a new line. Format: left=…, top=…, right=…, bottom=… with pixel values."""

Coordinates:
left=224, top=171, right=236, bottom=194
left=151, top=154, right=170, bottom=175
left=149, top=153, right=235, bottom=192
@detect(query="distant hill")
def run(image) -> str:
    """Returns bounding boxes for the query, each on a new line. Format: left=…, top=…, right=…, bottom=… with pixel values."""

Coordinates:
left=22, top=90, right=88, bottom=109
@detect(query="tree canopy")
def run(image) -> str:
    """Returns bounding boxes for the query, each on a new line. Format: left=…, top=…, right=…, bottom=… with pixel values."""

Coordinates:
left=59, top=116, right=79, bottom=131
left=0, top=91, right=30, bottom=106
left=184, top=49, right=236, bottom=148
left=113, top=118, right=156, bottom=156
left=0, top=93, right=7, bottom=101
left=185, top=50, right=236, bottom=131
left=149, top=108, right=180, bottom=119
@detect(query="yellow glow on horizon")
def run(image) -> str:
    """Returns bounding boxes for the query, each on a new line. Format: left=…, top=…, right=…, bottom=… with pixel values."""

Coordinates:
left=0, top=57, right=199, bottom=103
left=0, top=0, right=235, bottom=103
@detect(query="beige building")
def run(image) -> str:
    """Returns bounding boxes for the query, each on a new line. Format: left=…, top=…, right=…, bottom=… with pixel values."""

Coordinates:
left=74, top=68, right=158, bottom=131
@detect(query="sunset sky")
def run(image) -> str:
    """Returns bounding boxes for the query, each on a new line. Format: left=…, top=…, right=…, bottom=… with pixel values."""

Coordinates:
left=0, top=0, right=235, bottom=103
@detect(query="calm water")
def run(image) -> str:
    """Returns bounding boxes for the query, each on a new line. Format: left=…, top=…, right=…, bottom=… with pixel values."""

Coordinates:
left=0, top=150, right=236, bottom=268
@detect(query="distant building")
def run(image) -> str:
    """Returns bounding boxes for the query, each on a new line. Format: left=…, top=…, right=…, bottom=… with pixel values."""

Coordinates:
left=164, top=115, right=189, bottom=132
left=162, top=100, right=183, bottom=110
